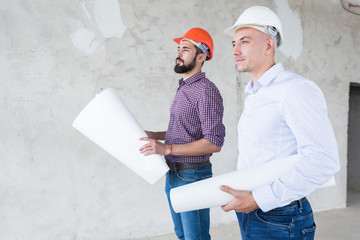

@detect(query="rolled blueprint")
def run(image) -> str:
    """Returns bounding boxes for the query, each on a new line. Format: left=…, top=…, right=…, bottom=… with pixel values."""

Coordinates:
left=170, top=155, right=335, bottom=213
left=72, top=88, right=169, bottom=184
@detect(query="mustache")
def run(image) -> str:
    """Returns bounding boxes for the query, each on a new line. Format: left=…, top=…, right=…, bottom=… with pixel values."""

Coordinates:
left=176, top=57, right=184, bottom=63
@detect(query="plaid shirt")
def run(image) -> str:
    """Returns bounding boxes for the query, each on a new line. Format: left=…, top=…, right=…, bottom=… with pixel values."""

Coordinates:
left=165, top=72, right=225, bottom=163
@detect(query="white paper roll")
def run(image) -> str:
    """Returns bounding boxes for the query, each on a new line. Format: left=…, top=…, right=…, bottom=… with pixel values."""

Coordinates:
left=72, top=88, right=169, bottom=184
left=170, top=155, right=335, bottom=213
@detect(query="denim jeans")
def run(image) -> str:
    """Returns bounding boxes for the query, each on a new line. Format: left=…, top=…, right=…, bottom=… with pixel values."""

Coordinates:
left=236, top=198, right=316, bottom=240
left=165, top=164, right=212, bottom=240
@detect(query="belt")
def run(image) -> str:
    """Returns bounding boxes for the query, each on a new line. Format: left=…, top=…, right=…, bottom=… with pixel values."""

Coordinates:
left=287, top=197, right=306, bottom=206
left=167, top=160, right=211, bottom=172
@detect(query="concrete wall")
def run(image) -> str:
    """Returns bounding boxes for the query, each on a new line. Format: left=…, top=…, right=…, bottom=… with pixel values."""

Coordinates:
left=0, top=0, right=359, bottom=239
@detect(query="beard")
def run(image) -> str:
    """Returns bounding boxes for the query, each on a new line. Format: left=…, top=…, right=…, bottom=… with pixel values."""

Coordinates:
left=174, top=56, right=197, bottom=74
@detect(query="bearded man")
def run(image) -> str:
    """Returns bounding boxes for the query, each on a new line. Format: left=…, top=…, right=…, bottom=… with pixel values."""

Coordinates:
left=139, top=27, right=226, bottom=240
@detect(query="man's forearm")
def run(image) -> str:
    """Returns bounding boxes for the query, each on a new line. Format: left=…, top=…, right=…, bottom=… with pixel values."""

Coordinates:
left=145, top=131, right=167, bottom=140
left=139, top=137, right=221, bottom=156
left=171, top=138, right=221, bottom=156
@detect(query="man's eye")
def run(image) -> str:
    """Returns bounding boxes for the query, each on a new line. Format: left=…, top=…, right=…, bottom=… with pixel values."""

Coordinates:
left=241, top=40, right=248, bottom=45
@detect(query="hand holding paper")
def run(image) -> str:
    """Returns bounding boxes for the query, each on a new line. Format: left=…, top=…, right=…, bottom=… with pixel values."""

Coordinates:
left=220, top=186, right=259, bottom=213
left=72, top=88, right=169, bottom=184
left=170, top=155, right=335, bottom=213
left=139, top=137, right=171, bottom=156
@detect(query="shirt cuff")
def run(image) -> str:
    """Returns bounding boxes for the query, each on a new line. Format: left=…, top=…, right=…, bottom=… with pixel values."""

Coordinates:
left=252, top=184, right=280, bottom=212
left=204, top=134, right=224, bottom=147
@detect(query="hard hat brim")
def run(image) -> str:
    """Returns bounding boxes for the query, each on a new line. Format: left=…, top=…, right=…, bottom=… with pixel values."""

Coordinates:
left=173, top=37, right=182, bottom=45
left=224, top=24, right=266, bottom=37
left=224, top=25, right=236, bottom=37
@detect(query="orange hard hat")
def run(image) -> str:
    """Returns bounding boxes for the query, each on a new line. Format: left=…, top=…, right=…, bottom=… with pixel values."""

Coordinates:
left=173, top=27, right=214, bottom=61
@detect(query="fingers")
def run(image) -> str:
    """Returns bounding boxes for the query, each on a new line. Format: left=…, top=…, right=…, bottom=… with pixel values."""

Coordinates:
left=221, top=204, right=232, bottom=212
left=139, top=145, right=156, bottom=156
left=220, top=190, right=258, bottom=213
left=139, top=137, right=154, bottom=153
left=220, top=185, right=235, bottom=212
left=220, top=185, right=242, bottom=212
left=140, top=137, right=151, bottom=141
left=138, top=138, right=164, bottom=156
left=221, top=200, right=239, bottom=212
left=220, top=185, right=235, bottom=195
left=143, top=150, right=153, bottom=156
left=139, top=143, right=149, bottom=152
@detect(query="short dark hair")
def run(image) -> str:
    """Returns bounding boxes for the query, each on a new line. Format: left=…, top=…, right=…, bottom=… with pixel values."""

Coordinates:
left=195, top=45, right=203, bottom=55
left=194, top=45, right=205, bottom=66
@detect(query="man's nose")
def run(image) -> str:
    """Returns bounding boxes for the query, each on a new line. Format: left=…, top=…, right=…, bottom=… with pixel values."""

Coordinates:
left=177, top=50, right=183, bottom=57
left=232, top=44, right=241, bottom=55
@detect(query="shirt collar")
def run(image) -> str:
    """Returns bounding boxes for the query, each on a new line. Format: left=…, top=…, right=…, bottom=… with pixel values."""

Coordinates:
left=178, top=72, right=205, bottom=86
left=245, top=63, right=284, bottom=94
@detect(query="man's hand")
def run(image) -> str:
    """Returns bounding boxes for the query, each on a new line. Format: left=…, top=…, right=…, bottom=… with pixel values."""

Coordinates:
left=139, top=137, right=171, bottom=156
left=220, top=185, right=259, bottom=213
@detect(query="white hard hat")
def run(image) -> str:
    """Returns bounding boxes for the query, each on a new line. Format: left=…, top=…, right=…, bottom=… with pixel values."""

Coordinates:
left=224, top=6, right=284, bottom=47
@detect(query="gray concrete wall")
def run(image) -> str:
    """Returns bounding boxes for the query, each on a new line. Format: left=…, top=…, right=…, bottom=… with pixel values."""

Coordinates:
left=0, top=0, right=359, bottom=239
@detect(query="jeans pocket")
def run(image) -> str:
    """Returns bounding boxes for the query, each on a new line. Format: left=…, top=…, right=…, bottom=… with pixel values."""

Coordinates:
left=255, top=210, right=291, bottom=228
left=176, top=169, right=197, bottom=182
left=252, top=211, right=291, bottom=239
left=302, top=223, right=316, bottom=240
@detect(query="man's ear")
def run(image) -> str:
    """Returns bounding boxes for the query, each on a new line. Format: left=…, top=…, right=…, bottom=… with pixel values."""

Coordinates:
left=197, top=53, right=206, bottom=63
left=265, top=37, right=276, bottom=55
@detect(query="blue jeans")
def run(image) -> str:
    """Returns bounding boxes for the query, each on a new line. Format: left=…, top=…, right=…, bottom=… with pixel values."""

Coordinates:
left=165, top=164, right=212, bottom=240
left=236, top=198, right=316, bottom=240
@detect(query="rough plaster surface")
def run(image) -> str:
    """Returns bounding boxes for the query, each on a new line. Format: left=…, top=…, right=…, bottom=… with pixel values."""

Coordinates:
left=70, top=0, right=126, bottom=55
left=0, top=0, right=359, bottom=239
left=274, top=0, right=303, bottom=60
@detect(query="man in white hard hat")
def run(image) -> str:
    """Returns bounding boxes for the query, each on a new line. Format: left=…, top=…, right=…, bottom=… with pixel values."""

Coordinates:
left=220, top=6, right=340, bottom=239
left=140, top=28, right=225, bottom=240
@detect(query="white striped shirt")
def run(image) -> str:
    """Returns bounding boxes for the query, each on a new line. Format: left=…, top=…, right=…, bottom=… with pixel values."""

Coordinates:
left=237, top=63, right=340, bottom=212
